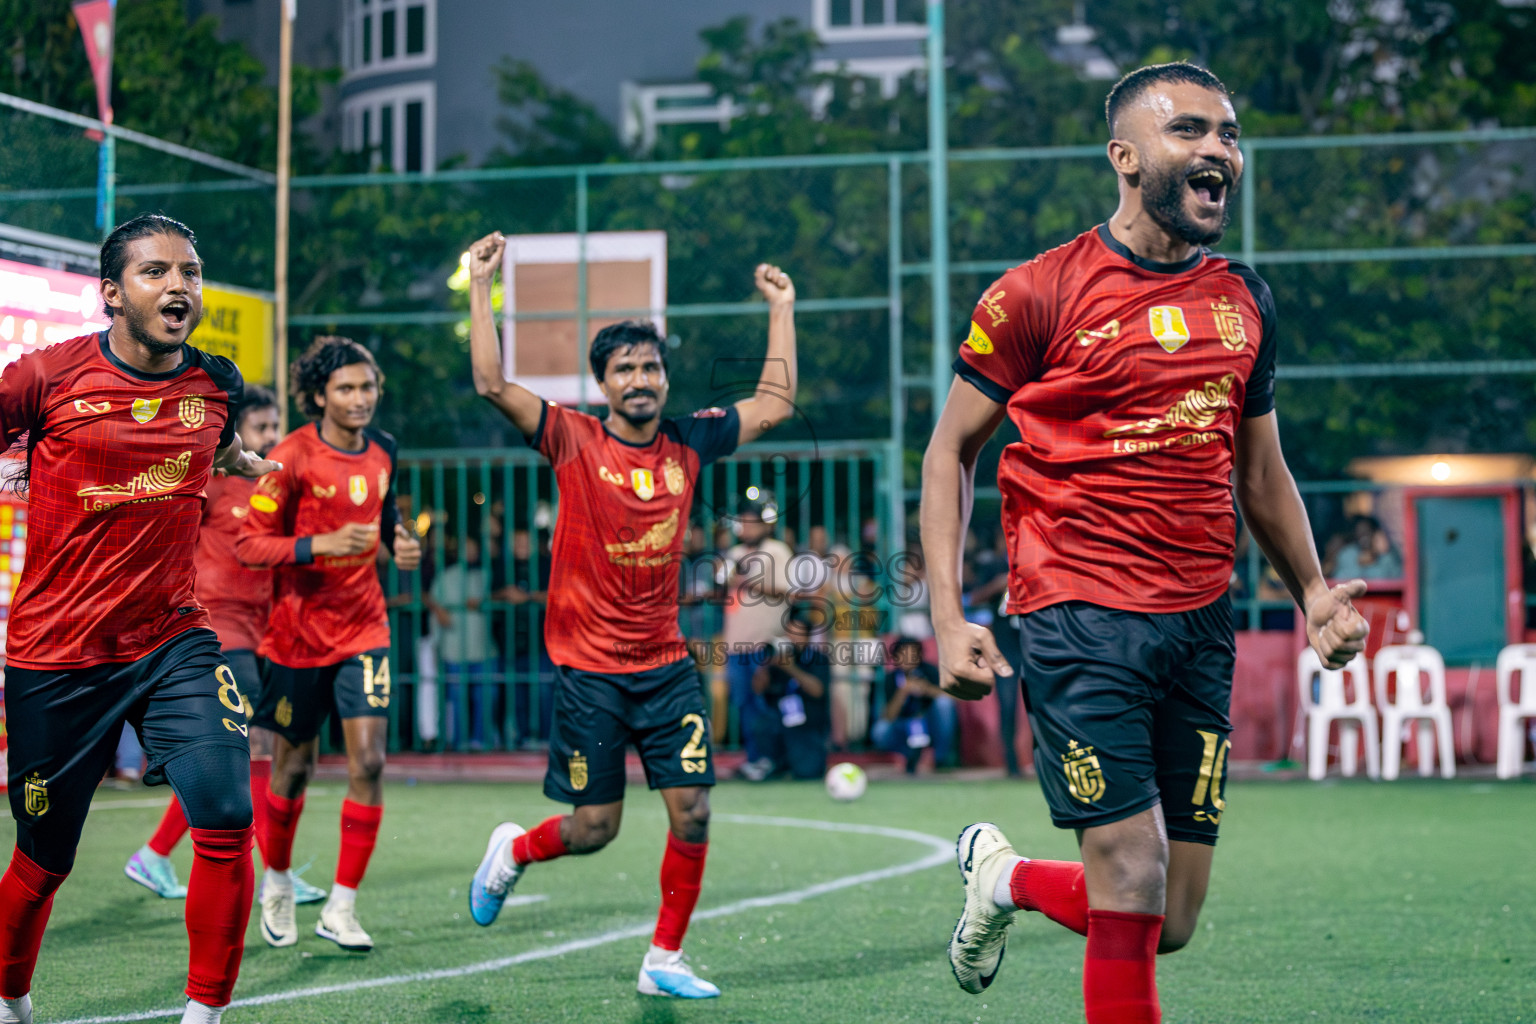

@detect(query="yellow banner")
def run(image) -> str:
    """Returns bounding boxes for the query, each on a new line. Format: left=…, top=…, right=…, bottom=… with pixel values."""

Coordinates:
left=197, top=283, right=273, bottom=384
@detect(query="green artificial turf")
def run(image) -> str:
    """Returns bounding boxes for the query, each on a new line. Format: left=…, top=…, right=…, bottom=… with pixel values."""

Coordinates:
left=25, top=776, right=1536, bottom=1023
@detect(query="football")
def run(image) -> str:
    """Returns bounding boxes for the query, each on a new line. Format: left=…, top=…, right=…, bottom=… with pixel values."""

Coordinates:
left=825, top=762, right=868, bottom=801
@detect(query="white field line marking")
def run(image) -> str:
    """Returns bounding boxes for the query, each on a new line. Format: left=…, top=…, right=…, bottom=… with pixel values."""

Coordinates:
left=57, top=813, right=952, bottom=1024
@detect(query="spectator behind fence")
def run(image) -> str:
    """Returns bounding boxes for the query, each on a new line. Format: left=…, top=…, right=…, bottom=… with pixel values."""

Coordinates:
left=871, top=637, right=958, bottom=774
left=494, top=526, right=554, bottom=746
left=741, top=606, right=831, bottom=781
left=388, top=525, right=440, bottom=750
left=1329, top=515, right=1402, bottom=580
left=723, top=498, right=797, bottom=766
left=432, top=535, right=497, bottom=749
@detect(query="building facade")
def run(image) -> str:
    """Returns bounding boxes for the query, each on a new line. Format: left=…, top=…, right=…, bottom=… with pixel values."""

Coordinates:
left=190, top=0, right=931, bottom=170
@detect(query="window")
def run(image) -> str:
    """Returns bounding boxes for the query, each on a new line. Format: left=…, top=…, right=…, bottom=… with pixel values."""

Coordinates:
left=620, top=82, right=743, bottom=151
left=343, top=83, right=435, bottom=173
left=343, top=0, right=434, bottom=78
left=813, top=0, right=926, bottom=41
left=812, top=56, right=925, bottom=100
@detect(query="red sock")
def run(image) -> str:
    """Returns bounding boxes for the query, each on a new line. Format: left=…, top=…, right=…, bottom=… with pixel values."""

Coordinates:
left=263, top=790, right=305, bottom=873
left=185, top=827, right=254, bottom=1008
left=147, top=796, right=191, bottom=858
left=249, top=760, right=272, bottom=870
left=0, top=849, right=68, bottom=999
left=511, top=816, right=569, bottom=866
left=1083, top=909, right=1163, bottom=1024
left=335, top=800, right=383, bottom=889
left=1009, top=859, right=1088, bottom=935
left=652, top=833, right=707, bottom=951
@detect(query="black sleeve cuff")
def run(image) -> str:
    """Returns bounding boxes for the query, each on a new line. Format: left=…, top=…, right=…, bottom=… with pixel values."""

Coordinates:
left=952, top=357, right=1012, bottom=404
left=527, top=401, right=548, bottom=448
left=294, top=537, right=314, bottom=565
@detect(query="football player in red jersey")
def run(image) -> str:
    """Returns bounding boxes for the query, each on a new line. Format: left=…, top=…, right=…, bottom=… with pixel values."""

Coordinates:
left=461, top=231, right=797, bottom=998
left=924, top=64, right=1370, bottom=1022
left=236, top=336, right=420, bottom=954
left=124, top=385, right=328, bottom=907
left=0, top=214, right=279, bottom=1024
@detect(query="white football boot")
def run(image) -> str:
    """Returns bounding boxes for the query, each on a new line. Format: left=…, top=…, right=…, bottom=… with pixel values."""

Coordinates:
left=949, top=822, right=1018, bottom=994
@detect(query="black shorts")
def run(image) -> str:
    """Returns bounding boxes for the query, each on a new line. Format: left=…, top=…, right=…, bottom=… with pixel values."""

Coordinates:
left=225, top=648, right=262, bottom=718
left=544, top=658, right=714, bottom=806
left=252, top=648, right=392, bottom=745
left=1017, top=597, right=1235, bottom=846
left=5, top=628, right=251, bottom=826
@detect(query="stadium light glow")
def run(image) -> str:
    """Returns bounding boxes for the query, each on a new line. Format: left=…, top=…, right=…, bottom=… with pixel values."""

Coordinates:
left=1430, top=461, right=1451, bottom=481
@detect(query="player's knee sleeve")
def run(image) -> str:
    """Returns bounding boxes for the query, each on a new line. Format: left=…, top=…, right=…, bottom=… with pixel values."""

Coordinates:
left=164, top=745, right=253, bottom=832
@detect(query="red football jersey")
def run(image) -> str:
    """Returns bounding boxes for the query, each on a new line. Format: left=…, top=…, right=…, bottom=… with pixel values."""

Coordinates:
left=0, top=331, right=241, bottom=669
left=194, top=473, right=270, bottom=651
left=236, top=422, right=401, bottom=668
left=955, top=225, right=1277, bottom=616
left=534, top=402, right=739, bottom=672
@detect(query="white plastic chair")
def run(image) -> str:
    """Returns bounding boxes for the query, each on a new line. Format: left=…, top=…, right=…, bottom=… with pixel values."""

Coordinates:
left=1298, top=648, right=1378, bottom=780
left=1373, top=645, right=1455, bottom=780
left=1495, top=644, right=1536, bottom=780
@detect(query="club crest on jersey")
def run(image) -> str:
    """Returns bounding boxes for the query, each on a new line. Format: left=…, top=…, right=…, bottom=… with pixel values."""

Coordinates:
left=312, top=484, right=336, bottom=499
left=1211, top=295, right=1248, bottom=352
left=1062, top=739, right=1106, bottom=804
left=569, top=751, right=588, bottom=790
left=663, top=457, right=685, bottom=496
left=631, top=469, right=655, bottom=501
left=1147, top=306, right=1191, bottom=353
left=178, top=394, right=205, bottom=430
left=131, top=397, right=162, bottom=423
left=74, top=399, right=111, bottom=415
left=275, top=697, right=294, bottom=728
left=965, top=322, right=994, bottom=355
left=348, top=475, right=369, bottom=505
left=23, top=773, right=48, bottom=817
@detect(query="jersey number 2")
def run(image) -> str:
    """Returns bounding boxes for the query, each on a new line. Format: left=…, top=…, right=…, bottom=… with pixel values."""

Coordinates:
left=680, top=713, right=708, bottom=773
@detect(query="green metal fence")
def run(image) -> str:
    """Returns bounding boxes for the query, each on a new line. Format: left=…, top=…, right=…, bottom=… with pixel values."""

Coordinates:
left=376, top=444, right=896, bottom=753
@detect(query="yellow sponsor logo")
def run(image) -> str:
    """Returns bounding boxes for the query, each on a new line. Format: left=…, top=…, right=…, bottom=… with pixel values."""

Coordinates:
left=74, top=399, right=111, bottom=414
left=631, top=469, right=655, bottom=501
left=131, top=397, right=162, bottom=423
left=231, top=505, right=248, bottom=518
left=249, top=494, right=278, bottom=513
left=312, top=484, right=336, bottom=499
left=605, top=509, right=680, bottom=558
left=1075, top=318, right=1121, bottom=347
left=1061, top=739, right=1106, bottom=805
left=965, top=321, right=994, bottom=355
left=348, top=474, right=368, bottom=506
left=569, top=751, right=588, bottom=790
left=77, top=451, right=192, bottom=505
left=178, top=394, right=205, bottom=430
left=1211, top=295, right=1248, bottom=352
left=1148, top=306, right=1191, bottom=353
left=23, top=773, right=48, bottom=817
left=1103, top=373, right=1236, bottom=439
left=598, top=466, right=624, bottom=486
left=979, top=287, right=1009, bottom=327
